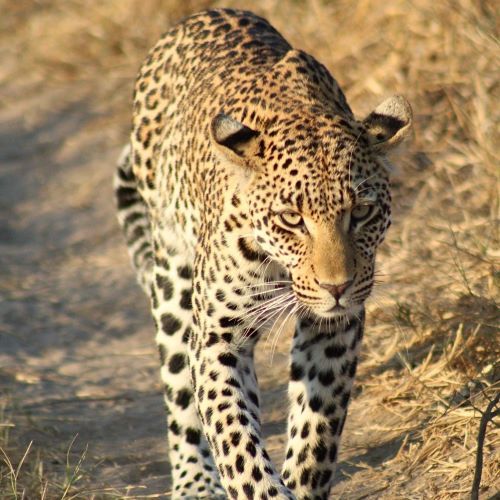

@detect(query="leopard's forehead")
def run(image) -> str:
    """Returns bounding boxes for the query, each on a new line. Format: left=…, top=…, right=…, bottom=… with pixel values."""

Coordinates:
left=253, top=111, right=388, bottom=217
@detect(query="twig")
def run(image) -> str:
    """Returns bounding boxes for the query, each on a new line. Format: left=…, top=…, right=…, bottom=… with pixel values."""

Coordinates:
left=470, top=392, right=500, bottom=500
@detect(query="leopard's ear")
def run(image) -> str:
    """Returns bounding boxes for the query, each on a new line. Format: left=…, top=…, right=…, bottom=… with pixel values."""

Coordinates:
left=211, top=113, right=260, bottom=163
left=363, top=96, right=413, bottom=153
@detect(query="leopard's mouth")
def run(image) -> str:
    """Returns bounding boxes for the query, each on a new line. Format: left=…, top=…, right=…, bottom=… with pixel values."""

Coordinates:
left=328, top=304, right=347, bottom=313
left=296, top=298, right=363, bottom=322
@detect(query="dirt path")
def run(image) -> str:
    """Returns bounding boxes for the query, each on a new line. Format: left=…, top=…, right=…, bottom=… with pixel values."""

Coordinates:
left=0, top=80, right=173, bottom=495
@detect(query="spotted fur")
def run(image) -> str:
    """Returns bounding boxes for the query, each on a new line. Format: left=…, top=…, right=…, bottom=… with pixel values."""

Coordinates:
left=115, top=8, right=412, bottom=499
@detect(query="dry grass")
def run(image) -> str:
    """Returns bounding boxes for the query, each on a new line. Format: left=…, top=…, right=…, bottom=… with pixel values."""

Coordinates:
left=1, top=0, right=499, bottom=498
left=0, top=396, right=121, bottom=499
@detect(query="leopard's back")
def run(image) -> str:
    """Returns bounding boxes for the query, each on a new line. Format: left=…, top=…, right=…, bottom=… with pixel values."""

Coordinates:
left=130, top=9, right=288, bottom=211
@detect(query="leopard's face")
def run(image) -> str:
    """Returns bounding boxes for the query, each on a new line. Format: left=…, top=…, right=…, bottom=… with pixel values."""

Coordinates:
left=211, top=96, right=411, bottom=320
left=246, top=123, right=391, bottom=320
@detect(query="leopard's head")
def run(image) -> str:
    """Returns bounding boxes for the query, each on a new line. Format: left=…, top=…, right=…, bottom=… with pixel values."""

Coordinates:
left=211, top=96, right=412, bottom=320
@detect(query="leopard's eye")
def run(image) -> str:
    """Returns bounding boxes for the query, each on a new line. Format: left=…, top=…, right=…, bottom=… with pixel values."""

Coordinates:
left=351, top=204, right=374, bottom=222
left=279, top=211, right=304, bottom=228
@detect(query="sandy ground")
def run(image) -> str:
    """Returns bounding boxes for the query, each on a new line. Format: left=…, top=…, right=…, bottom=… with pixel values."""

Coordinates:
left=0, top=79, right=171, bottom=494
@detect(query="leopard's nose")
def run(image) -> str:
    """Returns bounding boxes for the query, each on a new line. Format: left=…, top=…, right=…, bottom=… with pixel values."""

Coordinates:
left=319, top=280, right=353, bottom=301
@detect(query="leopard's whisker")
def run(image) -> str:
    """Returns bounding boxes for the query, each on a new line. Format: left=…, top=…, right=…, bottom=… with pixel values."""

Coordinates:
left=252, top=255, right=273, bottom=279
left=237, top=293, right=295, bottom=347
left=239, top=292, right=295, bottom=334
left=269, top=301, right=299, bottom=364
left=244, top=290, right=294, bottom=315
left=263, top=295, right=297, bottom=347
left=237, top=280, right=293, bottom=291
left=250, top=304, right=287, bottom=336
left=244, top=286, right=288, bottom=299
left=242, top=301, right=291, bottom=331
left=244, top=292, right=289, bottom=312
left=353, top=173, right=378, bottom=194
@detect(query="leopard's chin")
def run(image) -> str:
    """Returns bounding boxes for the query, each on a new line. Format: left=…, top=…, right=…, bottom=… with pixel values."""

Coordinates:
left=304, top=302, right=364, bottom=323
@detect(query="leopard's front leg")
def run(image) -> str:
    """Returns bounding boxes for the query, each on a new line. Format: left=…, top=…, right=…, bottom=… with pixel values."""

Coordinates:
left=189, top=242, right=294, bottom=500
left=281, top=313, right=364, bottom=499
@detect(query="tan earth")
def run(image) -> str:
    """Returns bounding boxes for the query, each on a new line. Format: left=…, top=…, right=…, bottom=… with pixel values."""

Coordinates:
left=1, top=1, right=498, bottom=498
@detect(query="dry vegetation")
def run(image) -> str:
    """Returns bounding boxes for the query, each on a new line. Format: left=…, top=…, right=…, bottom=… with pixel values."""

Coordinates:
left=1, top=0, right=498, bottom=498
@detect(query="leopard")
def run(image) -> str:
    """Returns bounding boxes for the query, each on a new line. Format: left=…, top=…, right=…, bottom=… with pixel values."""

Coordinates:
left=114, top=8, right=412, bottom=500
